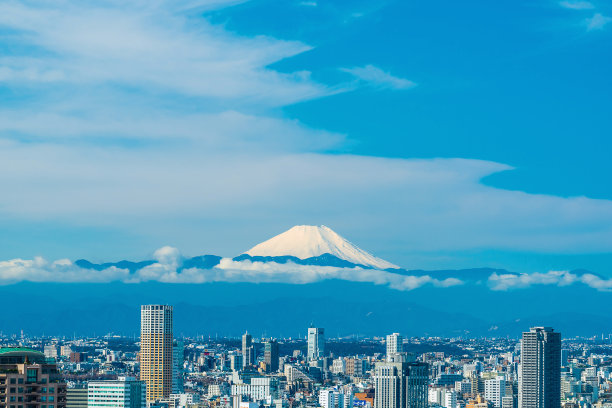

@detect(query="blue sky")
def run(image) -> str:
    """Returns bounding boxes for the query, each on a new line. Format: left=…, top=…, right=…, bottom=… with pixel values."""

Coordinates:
left=0, top=0, right=611, bottom=276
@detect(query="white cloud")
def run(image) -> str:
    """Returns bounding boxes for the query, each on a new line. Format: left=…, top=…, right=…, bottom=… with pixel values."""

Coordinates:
left=586, top=13, right=612, bottom=30
left=0, top=0, right=330, bottom=107
left=559, top=1, right=595, bottom=10
left=1, top=145, right=612, bottom=256
left=488, top=270, right=612, bottom=291
left=0, top=250, right=462, bottom=290
left=299, top=1, right=318, bottom=6
left=341, top=65, right=416, bottom=90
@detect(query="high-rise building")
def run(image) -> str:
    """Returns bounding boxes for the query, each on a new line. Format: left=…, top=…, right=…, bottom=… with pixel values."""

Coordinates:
left=386, top=333, right=404, bottom=361
left=264, top=340, right=279, bottom=372
left=519, top=327, right=561, bottom=408
left=0, top=348, right=67, bottom=408
left=172, top=340, right=184, bottom=394
left=242, top=332, right=254, bottom=368
left=88, top=377, right=146, bottom=408
left=307, top=327, right=325, bottom=361
left=484, top=377, right=505, bottom=408
left=374, top=361, right=428, bottom=408
left=140, top=305, right=173, bottom=402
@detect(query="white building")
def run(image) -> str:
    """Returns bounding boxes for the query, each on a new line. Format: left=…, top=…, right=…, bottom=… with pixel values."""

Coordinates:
left=485, top=377, right=505, bottom=408
left=386, top=333, right=403, bottom=361
left=231, top=377, right=279, bottom=402
left=168, top=393, right=200, bottom=408
left=88, top=377, right=146, bottom=408
left=44, top=344, right=58, bottom=359
left=443, top=390, right=457, bottom=408
left=307, top=327, right=325, bottom=361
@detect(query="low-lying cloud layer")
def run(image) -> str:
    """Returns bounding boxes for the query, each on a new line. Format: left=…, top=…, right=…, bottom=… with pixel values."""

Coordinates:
left=1, top=248, right=611, bottom=292
left=488, top=270, right=612, bottom=291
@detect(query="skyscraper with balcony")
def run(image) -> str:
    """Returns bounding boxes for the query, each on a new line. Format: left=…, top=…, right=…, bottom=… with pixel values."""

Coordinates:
left=519, top=327, right=561, bottom=408
left=374, top=361, right=428, bottom=408
left=140, top=305, right=173, bottom=402
left=307, top=327, right=325, bottom=361
left=0, top=348, right=66, bottom=408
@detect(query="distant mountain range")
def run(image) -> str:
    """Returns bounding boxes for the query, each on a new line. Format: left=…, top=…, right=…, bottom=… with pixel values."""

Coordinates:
left=1, top=225, right=611, bottom=337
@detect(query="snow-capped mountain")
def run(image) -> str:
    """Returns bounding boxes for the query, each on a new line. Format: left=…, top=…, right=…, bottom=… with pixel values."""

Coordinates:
left=244, top=225, right=399, bottom=270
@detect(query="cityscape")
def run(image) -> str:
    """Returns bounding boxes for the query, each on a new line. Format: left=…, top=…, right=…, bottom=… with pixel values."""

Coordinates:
left=0, top=305, right=611, bottom=408
left=0, top=2, right=611, bottom=408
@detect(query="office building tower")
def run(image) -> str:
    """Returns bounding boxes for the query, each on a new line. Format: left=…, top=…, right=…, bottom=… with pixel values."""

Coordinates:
left=140, top=305, right=173, bottom=402
left=242, top=332, right=254, bottom=368
left=88, top=377, right=146, bottom=408
left=485, top=377, right=505, bottom=408
left=172, top=340, right=184, bottom=394
left=386, top=333, right=404, bottom=361
left=307, top=327, right=325, bottom=361
left=230, top=353, right=243, bottom=372
left=0, top=348, right=67, bottom=408
left=519, top=327, right=561, bottom=408
left=66, top=386, right=88, bottom=408
left=374, top=361, right=428, bottom=408
left=264, top=340, right=279, bottom=372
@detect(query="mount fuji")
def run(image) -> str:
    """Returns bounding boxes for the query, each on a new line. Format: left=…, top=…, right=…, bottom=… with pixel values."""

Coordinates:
left=239, top=225, right=398, bottom=270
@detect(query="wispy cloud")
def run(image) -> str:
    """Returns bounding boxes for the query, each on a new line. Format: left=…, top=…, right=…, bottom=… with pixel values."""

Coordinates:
left=586, top=13, right=612, bottom=30
left=341, top=65, right=416, bottom=90
left=299, top=1, right=318, bottom=6
left=488, top=271, right=612, bottom=291
left=559, top=1, right=595, bottom=10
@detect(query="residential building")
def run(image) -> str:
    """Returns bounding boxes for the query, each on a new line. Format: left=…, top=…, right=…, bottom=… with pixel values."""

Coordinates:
left=519, top=327, right=561, bottom=408
left=140, top=305, right=173, bottom=401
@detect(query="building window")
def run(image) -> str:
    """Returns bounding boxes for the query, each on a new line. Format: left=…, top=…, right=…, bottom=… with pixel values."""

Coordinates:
left=26, top=370, right=37, bottom=384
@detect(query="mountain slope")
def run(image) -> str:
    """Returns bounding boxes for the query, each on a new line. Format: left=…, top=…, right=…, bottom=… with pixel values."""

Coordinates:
left=244, top=225, right=398, bottom=269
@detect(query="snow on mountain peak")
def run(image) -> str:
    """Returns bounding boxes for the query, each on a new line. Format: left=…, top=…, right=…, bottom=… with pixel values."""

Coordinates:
left=245, top=225, right=399, bottom=270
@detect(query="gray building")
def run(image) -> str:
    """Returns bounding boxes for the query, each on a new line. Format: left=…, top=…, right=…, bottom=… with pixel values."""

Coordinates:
left=307, top=327, right=325, bottom=361
left=519, top=327, right=561, bottom=408
left=264, top=340, right=279, bottom=372
left=374, top=361, right=428, bottom=408
left=242, top=332, right=254, bottom=368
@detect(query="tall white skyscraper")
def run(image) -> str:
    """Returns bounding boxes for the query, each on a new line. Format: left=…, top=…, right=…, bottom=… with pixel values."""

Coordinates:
left=88, top=377, right=146, bottom=408
left=374, top=361, right=428, bottom=408
left=140, top=305, right=173, bottom=402
left=519, top=327, right=561, bottom=408
left=307, top=327, right=325, bottom=361
left=386, top=333, right=404, bottom=361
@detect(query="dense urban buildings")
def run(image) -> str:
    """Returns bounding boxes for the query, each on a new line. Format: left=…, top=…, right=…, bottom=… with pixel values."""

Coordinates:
left=3, top=307, right=611, bottom=408
left=519, top=327, right=561, bottom=408
left=140, top=305, right=173, bottom=402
